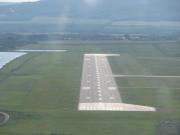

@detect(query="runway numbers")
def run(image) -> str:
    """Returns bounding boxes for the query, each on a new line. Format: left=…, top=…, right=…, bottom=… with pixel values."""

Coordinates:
left=109, top=97, right=115, bottom=100
left=108, top=87, right=117, bottom=90
left=86, top=97, right=91, bottom=99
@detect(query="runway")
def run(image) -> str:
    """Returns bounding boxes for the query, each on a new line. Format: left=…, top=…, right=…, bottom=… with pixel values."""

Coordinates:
left=78, top=54, right=156, bottom=111
left=79, top=54, right=121, bottom=104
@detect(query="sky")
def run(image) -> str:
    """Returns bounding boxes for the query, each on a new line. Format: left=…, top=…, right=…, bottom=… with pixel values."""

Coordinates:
left=84, top=0, right=102, bottom=7
left=0, top=0, right=40, bottom=3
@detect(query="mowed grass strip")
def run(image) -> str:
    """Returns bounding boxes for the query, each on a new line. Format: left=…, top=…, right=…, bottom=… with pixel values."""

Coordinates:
left=0, top=52, right=157, bottom=135
left=0, top=41, right=180, bottom=135
left=109, top=52, right=180, bottom=121
left=0, top=52, right=82, bottom=112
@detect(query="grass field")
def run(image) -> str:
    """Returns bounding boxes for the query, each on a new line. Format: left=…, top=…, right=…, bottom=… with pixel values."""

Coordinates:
left=0, top=40, right=180, bottom=135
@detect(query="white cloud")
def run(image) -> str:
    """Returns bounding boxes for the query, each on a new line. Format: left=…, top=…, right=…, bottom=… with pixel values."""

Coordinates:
left=0, top=0, right=40, bottom=3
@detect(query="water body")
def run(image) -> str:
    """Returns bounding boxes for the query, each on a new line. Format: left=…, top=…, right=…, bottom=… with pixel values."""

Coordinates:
left=0, top=52, right=26, bottom=69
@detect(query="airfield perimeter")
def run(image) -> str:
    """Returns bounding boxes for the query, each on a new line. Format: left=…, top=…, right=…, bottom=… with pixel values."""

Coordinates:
left=0, top=40, right=180, bottom=135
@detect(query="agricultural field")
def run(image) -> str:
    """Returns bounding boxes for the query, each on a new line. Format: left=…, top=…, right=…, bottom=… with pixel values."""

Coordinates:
left=0, top=40, right=180, bottom=135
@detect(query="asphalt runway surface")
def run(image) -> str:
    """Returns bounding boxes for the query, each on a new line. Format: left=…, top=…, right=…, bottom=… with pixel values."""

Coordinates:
left=79, top=54, right=121, bottom=103
left=78, top=54, right=156, bottom=111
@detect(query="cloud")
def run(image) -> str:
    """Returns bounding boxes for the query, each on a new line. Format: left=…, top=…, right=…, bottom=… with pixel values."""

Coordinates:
left=0, top=0, right=40, bottom=3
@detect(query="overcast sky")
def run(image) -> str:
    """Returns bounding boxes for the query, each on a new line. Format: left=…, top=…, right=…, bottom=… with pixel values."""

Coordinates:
left=0, top=0, right=40, bottom=3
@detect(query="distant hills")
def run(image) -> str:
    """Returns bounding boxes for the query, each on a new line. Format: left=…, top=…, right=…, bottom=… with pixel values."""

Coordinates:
left=0, top=0, right=180, bottom=21
left=0, top=0, right=180, bottom=33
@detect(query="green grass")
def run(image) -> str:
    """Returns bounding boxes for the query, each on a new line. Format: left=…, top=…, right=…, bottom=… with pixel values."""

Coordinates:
left=0, top=40, right=180, bottom=135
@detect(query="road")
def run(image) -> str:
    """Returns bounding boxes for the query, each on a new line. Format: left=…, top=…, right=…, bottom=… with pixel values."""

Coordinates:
left=114, top=75, right=180, bottom=78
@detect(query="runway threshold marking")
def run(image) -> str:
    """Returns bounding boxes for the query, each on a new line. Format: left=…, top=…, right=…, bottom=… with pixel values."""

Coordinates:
left=78, top=54, right=156, bottom=112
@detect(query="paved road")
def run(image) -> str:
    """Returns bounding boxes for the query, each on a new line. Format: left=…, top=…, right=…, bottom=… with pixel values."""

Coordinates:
left=114, top=75, right=180, bottom=78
